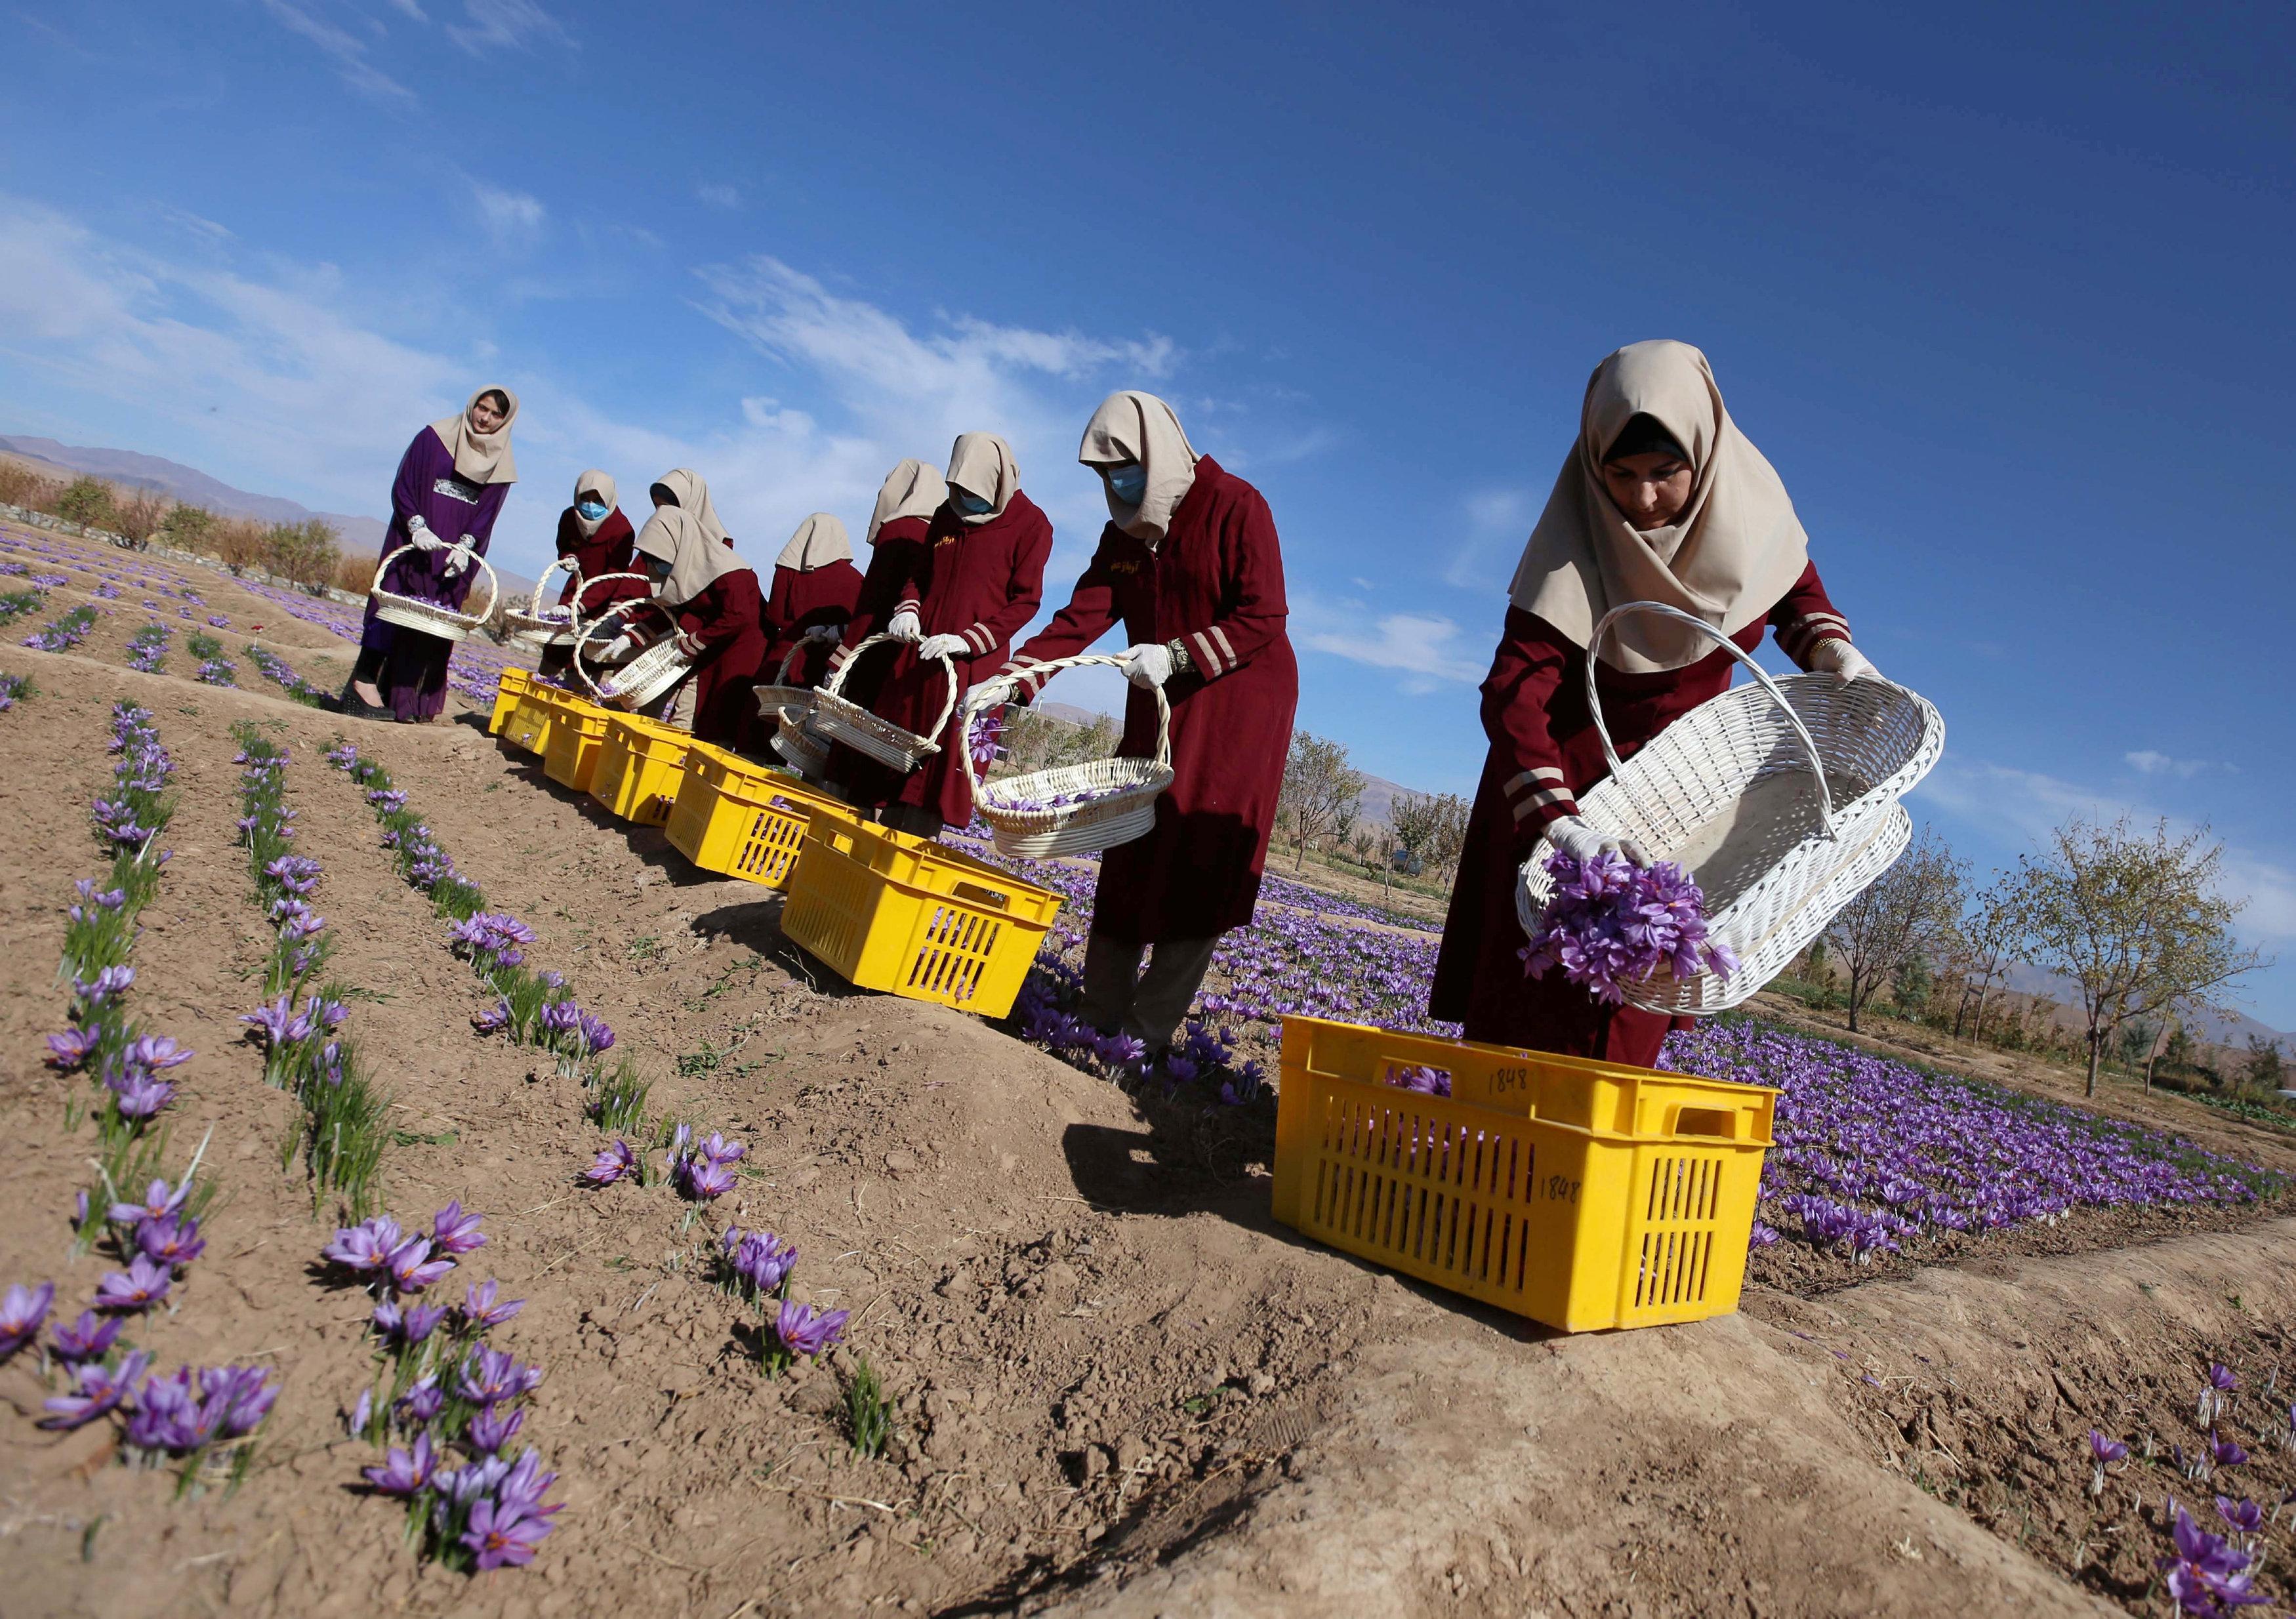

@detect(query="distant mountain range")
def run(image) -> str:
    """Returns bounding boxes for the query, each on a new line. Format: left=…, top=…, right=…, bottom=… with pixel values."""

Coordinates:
left=1, top=434, right=390, bottom=554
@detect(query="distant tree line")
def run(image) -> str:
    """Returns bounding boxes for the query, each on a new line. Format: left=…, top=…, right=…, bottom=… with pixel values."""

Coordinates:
left=0, top=457, right=345, bottom=590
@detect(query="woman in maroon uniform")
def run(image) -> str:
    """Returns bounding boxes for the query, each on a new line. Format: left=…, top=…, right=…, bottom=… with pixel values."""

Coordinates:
left=1431, top=340, right=1881, bottom=1065
left=821, top=462, right=947, bottom=778
left=628, top=483, right=769, bottom=747
left=1006, top=392, right=1297, bottom=1052
left=539, top=469, right=646, bottom=678
left=841, top=434, right=1052, bottom=834
left=762, top=514, right=863, bottom=687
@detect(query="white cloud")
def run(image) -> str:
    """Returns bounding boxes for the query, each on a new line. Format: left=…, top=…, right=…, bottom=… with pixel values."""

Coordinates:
left=447, top=0, right=569, bottom=53
left=1445, top=485, right=1534, bottom=588
left=466, top=180, right=546, bottom=250
left=697, top=183, right=741, bottom=212
left=257, top=0, right=412, bottom=103
left=384, top=0, right=428, bottom=17
left=1290, top=592, right=1485, bottom=694
left=2125, top=749, right=2234, bottom=779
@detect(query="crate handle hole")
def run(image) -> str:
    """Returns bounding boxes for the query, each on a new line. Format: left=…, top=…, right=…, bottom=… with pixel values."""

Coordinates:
left=949, top=880, right=1011, bottom=912
left=1673, top=1107, right=1739, bottom=1139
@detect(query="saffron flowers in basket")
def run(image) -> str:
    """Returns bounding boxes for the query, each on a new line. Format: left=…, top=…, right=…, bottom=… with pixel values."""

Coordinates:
left=1520, top=849, right=1737, bottom=1004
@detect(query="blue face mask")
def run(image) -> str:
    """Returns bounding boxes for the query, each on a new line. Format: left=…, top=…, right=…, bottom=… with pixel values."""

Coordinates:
left=951, top=490, right=995, bottom=518
left=576, top=500, right=609, bottom=522
left=1103, top=462, right=1147, bottom=506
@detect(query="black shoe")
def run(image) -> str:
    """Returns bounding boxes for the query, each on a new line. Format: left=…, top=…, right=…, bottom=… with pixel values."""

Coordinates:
left=336, top=689, right=396, bottom=722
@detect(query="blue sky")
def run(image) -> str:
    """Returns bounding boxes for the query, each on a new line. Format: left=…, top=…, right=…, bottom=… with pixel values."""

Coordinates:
left=4, top=1, right=2293, bottom=1025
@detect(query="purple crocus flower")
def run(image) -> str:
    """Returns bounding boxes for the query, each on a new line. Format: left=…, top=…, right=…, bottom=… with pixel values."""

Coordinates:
left=40, top=1349, right=150, bottom=1429
left=2158, top=1502, right=2269, bottom=1614
left=495, top=1448, right=564, bottom=1520
left=241, top=993, right=314, bottom=1048
left=322, top=1214, right=401, bottom=1273
left=50, top=1309, right=123, bottom=1364
left=362, top=1432, right=438, bottom=1497
left=203, top=1365, right=278, bottom=1437
left=775, top=1300, right=850, bottom=1359
left=457, top=1343, right=544, bottom=1406
left=136, top=1214, right=206, bottom=1269
left=382, top=1235, right=455, bottom=1294
left=74, top=965, right=134, bottom=1004
left=398, top=1376, right=445, bottom=1426
left=463, top=1279, right=525, bottom=1330
left=575, top=1012, right=615, bottom=1054
left=472, top=1000, right=511, bottom=1035
left=677, top=1156, right=737, bottom=1200
left=108, top=1067, right=175, bottom=1120
left=430, top=1200, right=486, bottom=1256
left=583, top=1139, right=638, bottom=1185
left=2216, top=1496, right=2265, bottom=1536
left=461, top=1494, right=557, bottom=1570
left=123, top=1365, right=216, bottom=1454
left=93, top=1255, right=173, bottom=1313
left=0, top=1282, right=55, bottom=1359
left=2211, top=1433, right=2249, bottom=1469
left=110, top=1176, right=191, bottom=1229
left=44, top=1027, right=100, bottom=1069
left=467, top=1403, right=525, bottom=1455
left=124, top=1034, right=193, bottom=1070
left=724, top=1228, right=798, bottom=1296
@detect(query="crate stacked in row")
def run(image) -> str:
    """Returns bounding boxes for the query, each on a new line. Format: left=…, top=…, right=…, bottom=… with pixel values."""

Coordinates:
left=490, top=669, right=1061, bottom=1019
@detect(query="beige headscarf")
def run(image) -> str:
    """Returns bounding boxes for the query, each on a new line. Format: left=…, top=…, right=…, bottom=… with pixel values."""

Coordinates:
left=571, top=468, right=616, bottom=537
left=945, top=433, right=1019, bottom=526
left=865, top=458, right=948, bottom=544
left=649, top=468, right=733, bottom=548
left=429, top=386, right=520, bottom=485
left=777, top=513, right=851, bottom=570
left=634, top=506, right=747, bottom=607
left=1508, top=340, right=1810, bottom=674
left=1078, top=390, right=1199, bottom=543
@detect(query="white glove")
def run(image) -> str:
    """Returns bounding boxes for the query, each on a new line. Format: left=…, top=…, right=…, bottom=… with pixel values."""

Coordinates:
left=1117, top=642, right=1172, bottom=689
left=406, top=518, right=446, bottom=553
left=598, top=632, right=638, bottom=661
left=1546, top=814, right=1650, bottom=869
left=917, top=634, right=968, bottom=662
left=803, top=623, right=843, bottom=645
left=673, top=630, right=707, bottom=658
left=1809, top=638, right=1879, bottom=684
left=442, top=541, right=475, bottom=579
left=964, top=680, right=1011, bottom=712
left=886, top=609, right=922, bottom=643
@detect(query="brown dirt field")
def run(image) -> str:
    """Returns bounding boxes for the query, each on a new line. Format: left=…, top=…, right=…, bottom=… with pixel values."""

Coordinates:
left=3, top=522, right=2292, bottom=1618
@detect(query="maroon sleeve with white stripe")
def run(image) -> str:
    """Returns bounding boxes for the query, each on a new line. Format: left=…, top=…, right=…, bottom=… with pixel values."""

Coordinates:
left=1481, top=609, right=1580, bottom=850
left=1007, top=532, right=1124, bottom=699
left=1769, top=560, right=1853, bottom=668
left=1182, top=483, right=1288, bottom=682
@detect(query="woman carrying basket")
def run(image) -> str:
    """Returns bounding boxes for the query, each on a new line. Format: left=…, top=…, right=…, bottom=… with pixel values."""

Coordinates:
left=626, top=489, right=770, bottom=747
left=764, top=514, right=864, bottom=688
left=836, top=433, right=1052, bottom=836
left=1431, top=340, right=1881, bottom=1063
left=539, top=468, right=646, bottom=678
left=1000, top=391, right=1297, bottom=1055
left=342, top=386, right=517, bottom=722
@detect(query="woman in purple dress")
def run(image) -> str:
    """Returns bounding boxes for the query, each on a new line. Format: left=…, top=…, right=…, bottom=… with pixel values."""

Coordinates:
left=342, top=386, right=518, bottom=722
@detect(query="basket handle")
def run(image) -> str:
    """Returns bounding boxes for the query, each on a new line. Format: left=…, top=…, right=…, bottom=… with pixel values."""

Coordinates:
left=819, top=632, right=960, bottom=743
left=529, top=555, right=577, bottom=615
left=1585, top=600, right=1835, bottom=841
left=952, top=652, right=1172, bottom=804
left=569, top=571, right=651, bottom=630
left=776, top=646, right=804, bottom=684
left=569, top=595, right=675, bottom=702
left=369, top=544, right=502, bottom=620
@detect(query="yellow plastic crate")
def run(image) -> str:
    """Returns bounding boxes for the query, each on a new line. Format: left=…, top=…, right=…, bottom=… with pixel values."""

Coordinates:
left=488, top=666, right=533, bottom=734
left=665, top=754, right=850, bottom=888
left=1270, top=1017, right=1775, bottom=1332
left=781, top=813, right=1061, bottom=1017
left=588, top=716, right=693, bottom=825
left=543, top=702, right=614, bottom=793
left=499, top=687, right=565, bottom=754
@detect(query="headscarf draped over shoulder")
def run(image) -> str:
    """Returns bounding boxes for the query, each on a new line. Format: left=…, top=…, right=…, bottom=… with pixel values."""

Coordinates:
left=649, top=468, right=733, bottom=548
left=635, top=504, right=747, bottom=607
left=945, top=433, right=1019, bottom=527
left=1507, top=340, right=1809, bottom=674
left=429, top=386, right=520, bottom=485
left=777, top=513, right=851, bottom=570
left=571, top=468, right=616, bottom=538
left=866, top=459, right=947, bottom=544
left=1079, top=390, right=1199, bottom=543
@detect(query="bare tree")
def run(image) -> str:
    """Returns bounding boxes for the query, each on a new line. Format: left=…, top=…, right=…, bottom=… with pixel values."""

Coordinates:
left=1278, top=731, right=1364, bottom=870
left=1949, top=871, right=2029, bottom=1042
left=113, top=487, right=169, bottom=547
left=2019, top=817, right=2266, bottom=1097
left=1823, top=825, right=1967, bottom=1033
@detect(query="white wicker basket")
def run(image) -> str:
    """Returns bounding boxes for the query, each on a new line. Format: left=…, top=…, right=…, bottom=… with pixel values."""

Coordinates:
left=1516, top=600, right=1943, bottom=1015
left=807, top=633, right=957, bottom=772
left=750, top=647, right=812, bottom=725
left=573, top=598, right=695, bottom=710
left=771, top=704, right=831, bottom=778
left=960, top=654, right=1176, bottom=857
left=502, top=557, right=581, bottom=648
left=368, top=545, right=499, bottom=642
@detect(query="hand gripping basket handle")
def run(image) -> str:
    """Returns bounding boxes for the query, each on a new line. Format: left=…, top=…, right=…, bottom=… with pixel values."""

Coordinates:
left=821, top=632, right=960, bottom=741
left=569, top=594, right=676, bottom=703
left=527, top=555, right=577, bottom=615
left=1585, top=600, right=1837, bottom=840
left=954, top=653, right=1173, bottom=802
left=371, top=544, right=502, bottom=620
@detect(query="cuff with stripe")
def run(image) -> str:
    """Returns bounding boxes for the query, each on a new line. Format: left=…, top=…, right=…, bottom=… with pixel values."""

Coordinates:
left=1186, top=623, right=1240, bottom=678
left=1501, top=766, right=1578, bottom=828
left=1778, top=611, right=1851, bottom=666
left=1000, top=657, right=1048, bottom=700
left=960, top=621, right=996, bottom=657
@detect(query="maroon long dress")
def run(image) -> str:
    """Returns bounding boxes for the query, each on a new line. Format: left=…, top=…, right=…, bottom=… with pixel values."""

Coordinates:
left=1429, top=562, right=1854, bottom=1063
left=764, top=558, right=864, bottom=688
left=1010, top=456, right=1296, bottom=941
left=673, top=567, right=771, bottom=749
left=358, top=426, right=510, bottom=721
left=826, top=516, right=933, bottom=717
left=836, top=493, right=1054, bottom=825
